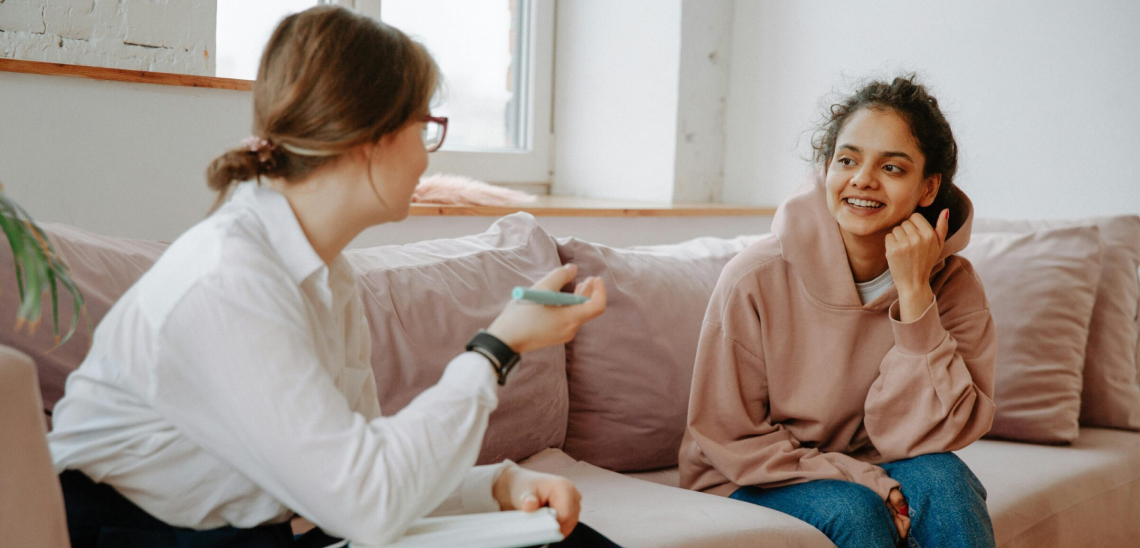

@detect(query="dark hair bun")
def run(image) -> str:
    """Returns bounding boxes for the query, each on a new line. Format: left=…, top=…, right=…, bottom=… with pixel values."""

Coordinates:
left=206, top=149, right=264, bottom=192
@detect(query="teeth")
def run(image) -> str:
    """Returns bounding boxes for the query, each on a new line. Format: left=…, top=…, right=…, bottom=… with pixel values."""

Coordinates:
left=845, top=198, right=883, bottom=209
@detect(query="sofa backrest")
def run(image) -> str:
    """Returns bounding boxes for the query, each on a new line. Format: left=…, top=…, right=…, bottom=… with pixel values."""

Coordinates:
left=345, top=213, right=569, bottom=464
left=556, top=234, right=768, bottom=472
left=0, top=214, right=570, bottom=465
left=0, top=223, right=167, bottom=411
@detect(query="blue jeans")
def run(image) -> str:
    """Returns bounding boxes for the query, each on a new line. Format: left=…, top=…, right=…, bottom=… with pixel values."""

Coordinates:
left=730, top=452, right=995, bottom=548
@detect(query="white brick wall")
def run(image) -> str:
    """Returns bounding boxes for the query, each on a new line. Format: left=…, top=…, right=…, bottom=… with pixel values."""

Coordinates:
left=0, top=0, right=216, bottom=75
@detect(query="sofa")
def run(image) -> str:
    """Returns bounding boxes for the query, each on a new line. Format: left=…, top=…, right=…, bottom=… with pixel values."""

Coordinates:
left=2, top=212, right=1138, bottom=548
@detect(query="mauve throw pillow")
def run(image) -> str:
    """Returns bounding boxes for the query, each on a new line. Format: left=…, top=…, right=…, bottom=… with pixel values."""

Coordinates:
left=974, top=216, right=1140, bottom=431
left=960, top=226, right=1104, bottom=443
left=556, top=234, right=767, bottom=471
left=346, top=213, right=568, bottom=465
left=0, top=223, right=167, bottom=411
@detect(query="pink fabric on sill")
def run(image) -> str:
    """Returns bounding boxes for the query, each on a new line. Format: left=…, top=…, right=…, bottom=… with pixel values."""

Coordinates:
left=412, top=174, right=537, bottom=206
left=346, top=213, right=568, bottom=465
left=555, top=234, right=765, bottom=472
left=961, top=226, right=1105, bottom=443
left=974, top=216, right=1140, bottom=431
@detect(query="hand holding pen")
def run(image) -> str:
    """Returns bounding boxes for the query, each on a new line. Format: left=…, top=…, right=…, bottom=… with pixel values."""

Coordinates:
left=485, top=264, right=607, bottom=354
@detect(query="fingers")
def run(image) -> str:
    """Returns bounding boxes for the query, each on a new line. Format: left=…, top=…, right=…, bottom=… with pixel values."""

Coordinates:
left=533, top=264, right=578, bottom=291
left=573, top=278, right=591, bottom=296
left=575, top=278, right=607, bottom=320
left=886, top=488, right=910, bottom=539
left=537, top=477, right=581, bottom=538
left=935, top=208, right=950, bottom=243
left=516, top=490, right=540, bottom=512
left=893, top=512, right=910, bottom=539
left=900, top=218, right=922, bottom=243
left=891, top=225, right=909, bottom=247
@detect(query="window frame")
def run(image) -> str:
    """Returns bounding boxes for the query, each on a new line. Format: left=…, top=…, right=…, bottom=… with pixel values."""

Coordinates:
left=355, top=0, right=554, bottom=186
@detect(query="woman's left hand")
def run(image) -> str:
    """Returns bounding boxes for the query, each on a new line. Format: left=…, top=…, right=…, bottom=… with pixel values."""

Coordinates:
left=886, top=488, right=911, bottom=540
left=886, top=209, right=949, bottom=321
left=492, top=464, right=582, bottom=538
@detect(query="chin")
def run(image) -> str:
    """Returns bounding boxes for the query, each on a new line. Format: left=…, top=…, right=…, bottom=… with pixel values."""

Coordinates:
left=836, top=213, right=890, bottom=239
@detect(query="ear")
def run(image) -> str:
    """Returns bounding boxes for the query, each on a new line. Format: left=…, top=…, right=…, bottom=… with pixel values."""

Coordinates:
left=918, top=173, right=941, bottom=208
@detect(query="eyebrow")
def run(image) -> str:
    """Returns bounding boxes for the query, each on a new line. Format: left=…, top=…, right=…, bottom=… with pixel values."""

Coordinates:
left=838, top=144, right=915, bottom=163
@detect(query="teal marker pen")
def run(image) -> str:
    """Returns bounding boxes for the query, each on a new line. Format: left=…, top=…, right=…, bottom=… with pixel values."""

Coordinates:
left=512, top=286, right=589, bottom=306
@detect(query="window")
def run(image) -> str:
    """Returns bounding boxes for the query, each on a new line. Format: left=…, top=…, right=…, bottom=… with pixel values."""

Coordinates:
left=216, top=1, right=326, bottom=80
left=216, top=0, right=554, bottom=185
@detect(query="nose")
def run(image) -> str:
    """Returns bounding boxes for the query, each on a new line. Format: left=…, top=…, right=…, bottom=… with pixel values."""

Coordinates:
left=849, top=164, right=877, bottom=189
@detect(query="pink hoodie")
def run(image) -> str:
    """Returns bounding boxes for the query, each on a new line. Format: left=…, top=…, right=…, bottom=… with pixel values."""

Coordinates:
left=679, top=175, right=996, bottom=500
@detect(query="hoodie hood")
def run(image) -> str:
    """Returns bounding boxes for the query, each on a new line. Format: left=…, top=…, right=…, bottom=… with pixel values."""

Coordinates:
left=772, top=171, right=975, bottom=308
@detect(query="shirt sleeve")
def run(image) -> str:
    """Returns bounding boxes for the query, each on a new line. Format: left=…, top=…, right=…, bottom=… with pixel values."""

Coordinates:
left=683, top=280, right=900, bottom=501
left=149, top=272, right=501, bottom=545
left=347, top=295, right=382, bottom=421
left=863, top=289, right=997, bottom=461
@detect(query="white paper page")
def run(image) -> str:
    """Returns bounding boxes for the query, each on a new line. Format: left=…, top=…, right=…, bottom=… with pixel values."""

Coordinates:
left=351, top=508, right=564, bottom=548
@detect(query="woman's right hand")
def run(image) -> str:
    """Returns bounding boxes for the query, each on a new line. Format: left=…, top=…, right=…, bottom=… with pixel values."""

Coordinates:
left=485, top=264, right=607, bottom=354
left=887, top=487, right=911, bottom=540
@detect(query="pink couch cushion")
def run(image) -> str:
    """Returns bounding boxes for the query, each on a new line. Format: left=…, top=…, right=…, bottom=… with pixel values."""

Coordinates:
left=956, top=428, right=1140, bottom=548
left=0, top=223, right=167, bottom=411
left=975, top=216, right=1140, bottom=431
left=555, top=235, right=765, bottom=472
left=347, top=213, right=568, bottom=465
left=960, top=226, right=1104, bottom=443
left=623, top=428, right=1140, bottom=548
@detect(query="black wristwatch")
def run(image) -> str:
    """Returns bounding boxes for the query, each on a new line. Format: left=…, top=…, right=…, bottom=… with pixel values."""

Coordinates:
left=466, top=330, right=521, bottom=386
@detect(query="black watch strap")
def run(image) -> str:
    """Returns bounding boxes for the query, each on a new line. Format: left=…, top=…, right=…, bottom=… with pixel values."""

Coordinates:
left=466, top=330, right=521, bottom=386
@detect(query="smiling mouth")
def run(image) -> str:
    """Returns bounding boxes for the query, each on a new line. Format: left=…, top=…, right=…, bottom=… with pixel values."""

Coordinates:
left=844, top=197, right=885, bottom=210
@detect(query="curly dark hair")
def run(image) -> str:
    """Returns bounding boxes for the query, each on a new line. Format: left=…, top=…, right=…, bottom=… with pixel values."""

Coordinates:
left=812, top=75, right=964, bottom=228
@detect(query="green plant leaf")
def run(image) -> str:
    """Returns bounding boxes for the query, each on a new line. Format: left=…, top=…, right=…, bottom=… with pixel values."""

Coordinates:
left=0, top=192, right=88, bottom=345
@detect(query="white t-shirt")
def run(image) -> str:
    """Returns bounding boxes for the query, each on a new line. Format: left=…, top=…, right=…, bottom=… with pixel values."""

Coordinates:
left=855, top=269, right=895, bottom=305
left=49, top=182, right=507, bottom=545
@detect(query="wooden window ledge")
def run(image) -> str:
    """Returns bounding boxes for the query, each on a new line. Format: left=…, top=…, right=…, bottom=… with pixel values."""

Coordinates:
left=409, top=196, right=776, bottom=217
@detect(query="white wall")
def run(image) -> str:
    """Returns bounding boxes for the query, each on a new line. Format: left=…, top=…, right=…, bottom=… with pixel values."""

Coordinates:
left=672, top=0, right=734, bottom=203
left=723, top=0, right=1140, bottom=219
left=0, top=71, right=247, bottom=241
left=0, top=0, right=216, bottom=75
left=0, top=71, right=770, bottom=248
left=552, top=0, right=735, bottom=205
left=552, top=0, right=683, bottom=203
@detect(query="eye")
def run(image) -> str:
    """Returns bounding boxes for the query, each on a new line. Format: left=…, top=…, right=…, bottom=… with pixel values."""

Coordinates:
left=883, top=164, right=905, bottom=174
left=836, top=157, right=855, bottom=167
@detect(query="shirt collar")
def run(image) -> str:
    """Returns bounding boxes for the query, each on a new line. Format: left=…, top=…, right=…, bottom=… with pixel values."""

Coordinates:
left=234, top=182, right=326, bottom=285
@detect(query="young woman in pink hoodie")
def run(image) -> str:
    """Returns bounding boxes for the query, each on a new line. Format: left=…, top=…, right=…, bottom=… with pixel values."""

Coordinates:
left=680, top=76, right=997, bottom=548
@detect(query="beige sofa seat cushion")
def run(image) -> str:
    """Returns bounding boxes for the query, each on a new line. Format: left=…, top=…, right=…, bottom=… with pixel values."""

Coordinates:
left=628, top=428, right=1140, bottom=548
left=520, top=448, right=832, bottom=548
left=957, top=428, right=1140, bottom=548
left=0, top=345, right=70, bottom=548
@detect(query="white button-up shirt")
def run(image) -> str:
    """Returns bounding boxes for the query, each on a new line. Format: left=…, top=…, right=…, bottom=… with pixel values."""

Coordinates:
left=49, top=182, right=508, bottom=545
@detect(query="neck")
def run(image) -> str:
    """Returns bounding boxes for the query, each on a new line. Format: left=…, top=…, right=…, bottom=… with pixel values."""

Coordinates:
left=839, top=228, right=889, bottom=283
left=267, top=170, right=371, bottom=265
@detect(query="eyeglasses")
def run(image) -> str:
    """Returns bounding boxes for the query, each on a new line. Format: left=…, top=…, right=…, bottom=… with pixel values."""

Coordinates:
left=422, top=116, right=449, bottom=152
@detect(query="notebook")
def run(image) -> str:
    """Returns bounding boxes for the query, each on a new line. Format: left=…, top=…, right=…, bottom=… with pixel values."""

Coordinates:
left=351, top=508, right=564, bottom=548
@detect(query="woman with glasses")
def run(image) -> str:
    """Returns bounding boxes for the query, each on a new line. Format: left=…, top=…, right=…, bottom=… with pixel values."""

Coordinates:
left=48, top=6, right=619, bottom=548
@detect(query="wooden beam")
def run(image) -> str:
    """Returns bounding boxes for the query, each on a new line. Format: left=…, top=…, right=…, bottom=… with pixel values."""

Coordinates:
left=0, top=58, right=253, bottom=91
